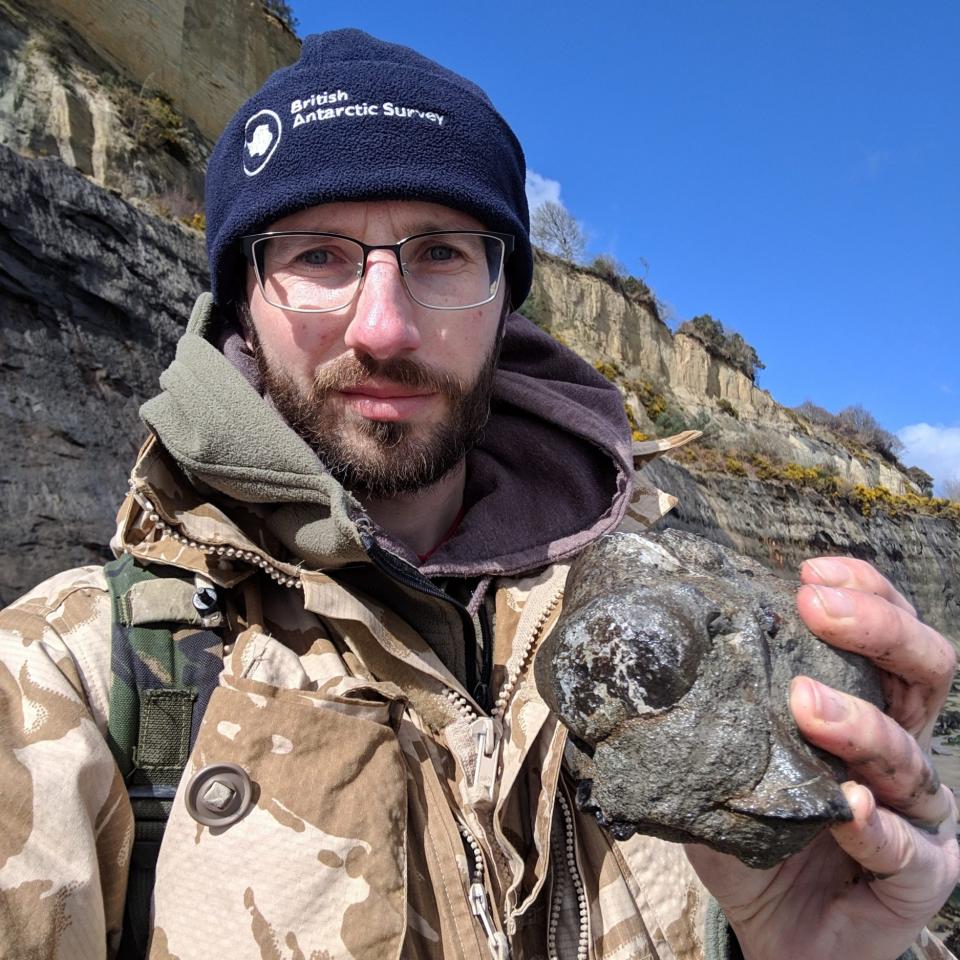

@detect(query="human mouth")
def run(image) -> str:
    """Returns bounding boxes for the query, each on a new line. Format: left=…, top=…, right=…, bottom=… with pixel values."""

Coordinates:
left=337, top=383, right=438, bottom=420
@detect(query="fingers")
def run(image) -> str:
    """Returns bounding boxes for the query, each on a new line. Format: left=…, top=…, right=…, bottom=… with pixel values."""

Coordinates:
left=830, top=782, right=959, bottom=917
left=830, top=783, right=915, bottom=877
left=801, top=557, right=916, bottom=618
left=796, top=580, right=955, bottom=696
left=791, top=677, right=957, bottom=828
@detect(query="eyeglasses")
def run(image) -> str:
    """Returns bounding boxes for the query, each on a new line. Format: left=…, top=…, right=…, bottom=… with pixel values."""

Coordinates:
left=241, top=230, right=515, bottom=313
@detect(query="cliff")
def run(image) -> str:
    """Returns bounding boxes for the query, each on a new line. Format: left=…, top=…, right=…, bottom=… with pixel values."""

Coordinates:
left=0, top=0, right=298, bottom=218
left=528, top=252, right=914, bottom=494
left=0, top=144, right=206, bottom=603
left=25, top=0, right=298, bottom=143
left=645, top=457, right=959, bottom=642
left=3, top=139, right=955, bottom=643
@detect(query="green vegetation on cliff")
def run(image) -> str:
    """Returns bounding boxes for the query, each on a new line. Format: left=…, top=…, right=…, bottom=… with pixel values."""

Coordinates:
left=670, top=443, right=960, bottom=524
left=677, top=314, right=766, bottom=384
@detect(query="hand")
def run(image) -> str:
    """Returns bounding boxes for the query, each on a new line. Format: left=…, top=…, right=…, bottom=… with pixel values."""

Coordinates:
left=685, top=556, right=960, bottom=960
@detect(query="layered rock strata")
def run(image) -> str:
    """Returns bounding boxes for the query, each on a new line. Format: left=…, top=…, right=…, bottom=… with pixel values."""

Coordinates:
left=646, top=455, right=959, bottom=644
left=0, top=144, right=205, bottom=603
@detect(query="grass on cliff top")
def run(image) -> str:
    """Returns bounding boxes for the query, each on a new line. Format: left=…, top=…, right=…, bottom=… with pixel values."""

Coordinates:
left=669, top=444, right=960, bottom=524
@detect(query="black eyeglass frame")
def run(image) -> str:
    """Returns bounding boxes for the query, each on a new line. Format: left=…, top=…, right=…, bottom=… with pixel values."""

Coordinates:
left=240, top=229, right=515, bottom=313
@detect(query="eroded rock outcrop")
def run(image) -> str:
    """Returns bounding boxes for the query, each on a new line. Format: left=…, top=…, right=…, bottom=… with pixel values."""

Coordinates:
left=33, top=0, right=298, bottom=142
left=645, top=455, right=960, bottom=643
left=0, top=144, right=206, bottom=603
left=0, top=0, right=298, bottom=220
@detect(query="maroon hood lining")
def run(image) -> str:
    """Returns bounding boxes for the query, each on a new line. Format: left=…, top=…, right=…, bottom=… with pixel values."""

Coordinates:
left=417, top=311, right=633, bottom=578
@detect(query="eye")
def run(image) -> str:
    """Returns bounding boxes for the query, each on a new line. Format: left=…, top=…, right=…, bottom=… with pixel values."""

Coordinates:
left=426, top=244, right=457, bottom=262
left=298, top=247, right=333, bottom=266
left=296, top=247, right=339, bottom=267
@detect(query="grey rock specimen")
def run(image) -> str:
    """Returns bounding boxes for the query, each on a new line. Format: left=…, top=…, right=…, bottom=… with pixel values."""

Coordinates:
left=536, top=529, right=885, bottom=868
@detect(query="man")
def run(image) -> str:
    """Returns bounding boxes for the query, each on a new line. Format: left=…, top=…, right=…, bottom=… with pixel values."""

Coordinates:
left=0, top=28, right=956, bottom=960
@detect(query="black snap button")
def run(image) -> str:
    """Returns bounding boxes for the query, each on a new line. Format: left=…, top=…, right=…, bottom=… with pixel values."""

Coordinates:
left=192, top=586, right=219, bottom=615
left=184, top=762, right=253, bottom=827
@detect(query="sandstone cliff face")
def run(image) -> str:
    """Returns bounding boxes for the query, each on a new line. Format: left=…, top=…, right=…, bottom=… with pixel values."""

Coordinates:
left=0, top=0, right=298, bottom=218
left=32, top=0, right=299, bottom=143
left=530, top=253, right=913, bottom=494
left=0, top=144, right=205, bottom=603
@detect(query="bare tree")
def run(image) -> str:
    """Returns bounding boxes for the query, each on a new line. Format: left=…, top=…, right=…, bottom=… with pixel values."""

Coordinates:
left=941, top=477, right=960, bottom=501
left=530, top=200, right=585, bottom=262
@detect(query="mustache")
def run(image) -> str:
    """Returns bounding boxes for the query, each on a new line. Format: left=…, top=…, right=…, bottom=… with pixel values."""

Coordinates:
left=309, top=353, right=466, bottom=399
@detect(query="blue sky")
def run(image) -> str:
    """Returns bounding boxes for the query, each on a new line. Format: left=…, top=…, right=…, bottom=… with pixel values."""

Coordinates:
left=289, top=1, right=960, bottom=491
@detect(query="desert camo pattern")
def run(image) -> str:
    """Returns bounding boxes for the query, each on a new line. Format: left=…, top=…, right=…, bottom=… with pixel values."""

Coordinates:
left=0, top=433, right=954, bottom=960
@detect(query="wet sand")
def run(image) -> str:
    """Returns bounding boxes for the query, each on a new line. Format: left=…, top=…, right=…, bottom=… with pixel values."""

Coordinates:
left=929, top=685, right=960, bottom=952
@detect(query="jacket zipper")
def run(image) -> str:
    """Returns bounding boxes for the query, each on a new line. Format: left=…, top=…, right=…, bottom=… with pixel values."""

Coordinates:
left=444, top=584, right=563, bottom=798
left=548, top=790, right=590, bottom=960
left=447, top=584, right=565, bottom=956
left=475, top=601, right=494, bottom=712
left=458, top=822, right=511, bottom=960
left=130, top=490, right=303, bottom=589
left=359, top=523, right=521, bottom=957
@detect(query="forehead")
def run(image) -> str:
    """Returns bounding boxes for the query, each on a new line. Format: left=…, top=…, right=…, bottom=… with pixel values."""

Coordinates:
left=264, top=200, right=488, bottom=239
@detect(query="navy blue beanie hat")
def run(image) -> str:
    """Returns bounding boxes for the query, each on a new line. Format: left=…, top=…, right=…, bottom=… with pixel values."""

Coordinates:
left=205, top=29, right=531, bottom=310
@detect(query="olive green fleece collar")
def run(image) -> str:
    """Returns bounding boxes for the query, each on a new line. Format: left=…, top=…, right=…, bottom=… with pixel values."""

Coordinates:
left=139, top=294, right=367, bottom=569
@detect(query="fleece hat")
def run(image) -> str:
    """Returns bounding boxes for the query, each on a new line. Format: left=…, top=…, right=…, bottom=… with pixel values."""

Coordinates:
left=205, top=29, right=532, bottom=310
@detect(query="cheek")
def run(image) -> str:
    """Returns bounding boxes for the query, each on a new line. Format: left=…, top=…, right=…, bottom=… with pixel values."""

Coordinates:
left=249, top=286, right=345, bottom=388
left=430, top=307, right=501, bottom=378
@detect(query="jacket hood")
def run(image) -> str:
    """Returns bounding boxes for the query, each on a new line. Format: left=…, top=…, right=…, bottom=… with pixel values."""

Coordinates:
left=140, top=294, right=634, bottom=578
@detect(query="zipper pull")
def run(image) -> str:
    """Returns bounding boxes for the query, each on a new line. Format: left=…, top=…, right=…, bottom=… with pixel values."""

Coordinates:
left=470, top=716, right=500, bottom=799
left=469, top=882, right=511, bottom=959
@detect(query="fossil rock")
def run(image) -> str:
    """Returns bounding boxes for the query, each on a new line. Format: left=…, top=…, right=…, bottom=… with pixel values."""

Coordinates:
left=536, top=529, right=885, bottom=868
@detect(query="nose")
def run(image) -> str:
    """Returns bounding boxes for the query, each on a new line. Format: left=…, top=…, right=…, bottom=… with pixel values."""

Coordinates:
left=342, top=253, right=421, bottom=361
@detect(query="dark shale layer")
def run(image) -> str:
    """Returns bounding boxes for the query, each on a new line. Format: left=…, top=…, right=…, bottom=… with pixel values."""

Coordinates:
left=0, top=145, right=206, bottom=602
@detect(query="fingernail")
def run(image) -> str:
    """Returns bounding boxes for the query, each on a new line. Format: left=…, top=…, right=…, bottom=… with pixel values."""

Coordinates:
left=814, top=682, right=849, bottom=722
left=811, top=584, right=855, bottom=618
left=805, top=558, right=850, bottom=586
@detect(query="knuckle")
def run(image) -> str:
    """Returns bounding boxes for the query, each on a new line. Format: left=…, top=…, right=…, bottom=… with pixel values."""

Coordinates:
left=904, top=752, right=939, bottom=802
left=940, top=636, right=958, bottom=677
left=949, top=840, right=960, bottom=884
left=942, top=785, right=960, bottom=824
left=882, top=599, right=908, bottom=639
left=850, top=558, right=888, bottom=592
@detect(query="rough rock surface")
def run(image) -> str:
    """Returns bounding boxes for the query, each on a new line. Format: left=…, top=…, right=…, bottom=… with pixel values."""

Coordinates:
left=0, top=0, right=212, bottom=211
left=536, top=529, right=885, bottom=868
left=0, top=144, right=206, bottom=603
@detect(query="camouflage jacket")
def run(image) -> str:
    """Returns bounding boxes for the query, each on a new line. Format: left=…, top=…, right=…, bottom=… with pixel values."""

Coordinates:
left=0, top=435, right=954, bottom=960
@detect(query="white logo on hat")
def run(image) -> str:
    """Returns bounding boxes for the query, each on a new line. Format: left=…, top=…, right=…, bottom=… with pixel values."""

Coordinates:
left=243, top=109, right=282, bottom=177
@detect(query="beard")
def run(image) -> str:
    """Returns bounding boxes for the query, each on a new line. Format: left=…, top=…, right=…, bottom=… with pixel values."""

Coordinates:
left=249, top=327, right=501, bottom=500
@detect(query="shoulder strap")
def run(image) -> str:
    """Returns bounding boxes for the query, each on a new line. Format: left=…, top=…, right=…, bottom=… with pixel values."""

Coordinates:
left=103, top=553, right=224, bottom=959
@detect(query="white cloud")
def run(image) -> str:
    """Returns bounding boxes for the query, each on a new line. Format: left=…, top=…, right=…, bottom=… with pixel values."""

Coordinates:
left=525, top=170, right=563, bottom=212
left=897, top=423, right=960, bottom=494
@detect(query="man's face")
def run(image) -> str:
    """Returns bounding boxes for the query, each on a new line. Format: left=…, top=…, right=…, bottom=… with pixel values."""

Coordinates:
left=244, top=200, right=507, bottom=498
